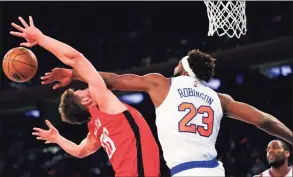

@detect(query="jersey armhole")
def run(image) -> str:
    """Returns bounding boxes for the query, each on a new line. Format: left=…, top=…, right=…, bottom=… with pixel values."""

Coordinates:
left=155, top=77, right=172, bottom=109
left=168, top=77, right=173, bottom=86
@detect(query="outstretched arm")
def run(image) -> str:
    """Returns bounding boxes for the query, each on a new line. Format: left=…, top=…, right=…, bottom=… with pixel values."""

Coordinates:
left=41, top=68, right=168, bottom=93
left=218, top=93, right=293, bottom=145
left=36, top=29, right=106, bottom=91
left=32, top=120, right=101, bottom=158
left=72, top=69, right=168, bottom=92
left=56, top=133, right=101, bottom=158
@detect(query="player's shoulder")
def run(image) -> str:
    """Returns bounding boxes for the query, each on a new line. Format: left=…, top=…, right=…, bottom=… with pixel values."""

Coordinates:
left=144, top=73, right=168, bottom=81
left=217, top=92, right=233, bottom=100
left=144, top=73, right=166, bottom=78
left=217, top=92, right=234, bottom=104
left=216, top=92, right=236, bottom=112
left=143, top=73, right=169, bottom=87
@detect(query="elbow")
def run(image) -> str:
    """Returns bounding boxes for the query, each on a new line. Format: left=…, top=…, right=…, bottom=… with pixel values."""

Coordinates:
left=64, top=49, right=83, bottom=60
left=75, top=150, right=87, bottom=159
left=76, top=154, right=86, bottom=159
left=72, top=52, right=84, bottom=60
left=63, top=52, right=84, bottom=68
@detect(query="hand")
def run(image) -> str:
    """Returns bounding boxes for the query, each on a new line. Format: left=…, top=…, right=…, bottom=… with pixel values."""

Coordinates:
left=10, top=16, right=43, bottom=47
left=32, top=120, right=60, bottom=144
left=41, top=68, right=73, bottom=90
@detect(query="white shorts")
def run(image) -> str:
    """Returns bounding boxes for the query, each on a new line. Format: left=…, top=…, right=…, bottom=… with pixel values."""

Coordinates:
left=171, top=159, right=225, bottom=177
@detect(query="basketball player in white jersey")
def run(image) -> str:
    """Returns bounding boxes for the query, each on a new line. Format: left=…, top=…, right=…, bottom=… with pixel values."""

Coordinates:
left=41, top=49, right=293, bottom=176
left=254, top=140, right=292, bottom=177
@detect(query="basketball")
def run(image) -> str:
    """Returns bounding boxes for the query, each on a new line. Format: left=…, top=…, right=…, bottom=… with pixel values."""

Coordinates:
left=2, top=47, right=38, bottom=83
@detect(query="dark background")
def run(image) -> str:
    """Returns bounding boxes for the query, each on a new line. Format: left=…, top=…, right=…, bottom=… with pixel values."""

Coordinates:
left=0, top=1, right=292, bottom=177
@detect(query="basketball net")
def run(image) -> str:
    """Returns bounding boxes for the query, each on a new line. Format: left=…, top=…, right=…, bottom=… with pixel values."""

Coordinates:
left=204, top=1, right=247, bottom=39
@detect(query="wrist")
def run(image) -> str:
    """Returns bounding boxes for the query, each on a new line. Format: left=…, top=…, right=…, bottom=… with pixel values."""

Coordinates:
left=71, top=69, right=75, bottom=80
left=71, top=69, right=79, bottom=80
left=36, top=33, right=46, bottom=46
left=54, top=134, right=63, bottom=144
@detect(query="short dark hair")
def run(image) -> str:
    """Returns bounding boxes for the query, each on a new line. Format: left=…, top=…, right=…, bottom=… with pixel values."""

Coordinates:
left=187, top=49, right=215, bottom=82
left=278, top=140, right=290, bottom=151
left=59, top=89, right=90, bottom=124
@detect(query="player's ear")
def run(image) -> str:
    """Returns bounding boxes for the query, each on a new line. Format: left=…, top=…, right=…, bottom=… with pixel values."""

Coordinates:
left=285, top=151, right=290, bottom=158
left=81, top=97, right=92, bottom=107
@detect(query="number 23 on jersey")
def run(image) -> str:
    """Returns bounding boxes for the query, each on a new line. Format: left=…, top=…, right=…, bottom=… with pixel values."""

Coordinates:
left=178, top=102, right=214, bottom=137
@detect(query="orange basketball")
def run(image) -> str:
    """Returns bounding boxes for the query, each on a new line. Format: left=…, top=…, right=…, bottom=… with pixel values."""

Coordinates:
left=2, top=47, right=38, bottom=83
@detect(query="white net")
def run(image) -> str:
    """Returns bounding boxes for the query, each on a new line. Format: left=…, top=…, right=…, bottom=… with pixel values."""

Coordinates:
left=204, top=1, right=247, bottom=38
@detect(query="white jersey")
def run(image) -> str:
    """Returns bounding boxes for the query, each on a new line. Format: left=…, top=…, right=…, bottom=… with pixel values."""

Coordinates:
left=260, top=166, right=292, bottom=177
left=155, top=76, right=223, bottom=169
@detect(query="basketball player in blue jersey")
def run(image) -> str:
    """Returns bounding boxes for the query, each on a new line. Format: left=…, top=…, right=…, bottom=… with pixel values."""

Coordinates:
left=41, top=43, right=292, bottom=176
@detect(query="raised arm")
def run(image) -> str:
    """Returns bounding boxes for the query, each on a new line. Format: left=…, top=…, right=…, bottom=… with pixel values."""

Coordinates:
left=218, top=93, right=293, bottom=145
left=41, top=67, right=169, bottom=91
left=10, top=16, right=110, bottom=104
left=75, top=70, right=168, bottom=92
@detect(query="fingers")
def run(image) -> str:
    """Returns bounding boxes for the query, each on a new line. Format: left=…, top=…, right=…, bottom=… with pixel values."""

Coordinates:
left=41, top=80, right=53, bottom=85
left=35, top=136, right=53, bottom=144
left=32, top=132, right=40, bottom=136
left=20, top=42, right=37, bottom=48
left=10, top=31, right=25, bottom=38
left=45, top=120, right=55, bottom=129
left=29, top=16, right=34, bottom=26
left=20, top=42, right=32, bottom=48
left=40, top=75, right=52, bottom=80
left=18, top=16, right=29, bottom=28
left=32, top=131, right=48, bottom=140
left=32, top=133, right=47, bottom=140
left=52, top=68, right=61, bottom=71
left=36, top=137, right=47, bottom=141
left=33, top=127, right=46, bottom=133
left=11, top=22, right=25, bottom=32
left=40, top=74, right=53, bottom=84
left=53, top=83, right=62, bottom=90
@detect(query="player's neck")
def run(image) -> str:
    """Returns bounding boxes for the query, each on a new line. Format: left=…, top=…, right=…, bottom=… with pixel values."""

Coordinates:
left=270, top=163, right=290, bottom=177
